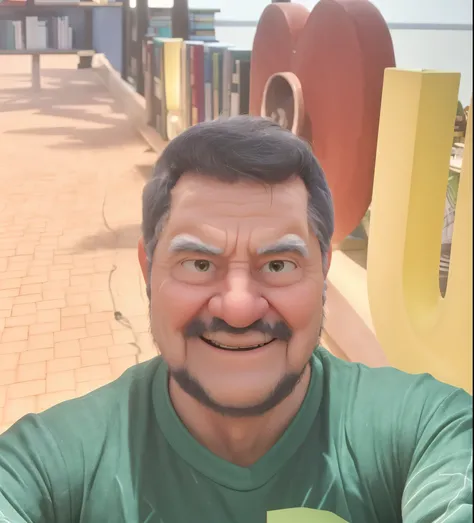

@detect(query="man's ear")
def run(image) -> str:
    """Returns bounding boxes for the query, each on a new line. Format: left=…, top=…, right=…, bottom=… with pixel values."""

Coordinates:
left=325, top=244, right=333, bottom=277
left=138, top=237, right=148, bottom=284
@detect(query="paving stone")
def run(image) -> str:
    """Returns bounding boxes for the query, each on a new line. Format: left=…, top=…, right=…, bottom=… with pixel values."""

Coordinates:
left=17, top=362, right=47, bottom=382
left=8, top=380, right=46, bottom=399
left=3, top=396, right=37, bottom=423
left=0, top=55, right=151, bottom=430
left=0, top=353, right=20, bottom=371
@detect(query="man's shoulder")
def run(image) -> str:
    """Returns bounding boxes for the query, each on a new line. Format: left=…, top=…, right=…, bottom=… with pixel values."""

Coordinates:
left=315, top=346, right=471, bottom=414
left=314, top=347, right=472, bottom=487
left=3, top=355, right=165, bottom=445
left=43, top=355, right=164, bottom=424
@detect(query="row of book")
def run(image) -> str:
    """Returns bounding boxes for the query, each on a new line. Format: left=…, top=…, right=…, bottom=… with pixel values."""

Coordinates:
left=189, top=11, right=216, bottom=42
left=147, top=10, right=217, bottom=42
left=143, top=38, right=251, bottom=141
left=0, top=19, right=24, bottom=49
left=34, top=0, right=80, bottom=4
left=0, top=15, right=74, bottom=49
left=0, top=0, right=78, bottom=4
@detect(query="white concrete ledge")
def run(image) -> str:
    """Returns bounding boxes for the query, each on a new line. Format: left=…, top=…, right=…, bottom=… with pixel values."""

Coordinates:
left=93, top=53, right=166, bottom=154
left=325, top=252, right=389, bottom=367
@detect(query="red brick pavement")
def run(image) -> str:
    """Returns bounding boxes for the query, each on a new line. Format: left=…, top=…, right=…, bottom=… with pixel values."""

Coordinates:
left=0, top=56, right=158, bottom=433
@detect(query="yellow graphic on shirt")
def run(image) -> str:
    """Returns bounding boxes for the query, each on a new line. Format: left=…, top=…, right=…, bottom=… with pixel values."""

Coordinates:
left=267, top=507, right=348, bottom=522
left=368, top=69, right=472, bottom=393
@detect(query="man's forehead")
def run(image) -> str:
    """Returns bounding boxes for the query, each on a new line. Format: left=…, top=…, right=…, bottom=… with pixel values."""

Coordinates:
left=170, top=173, right=308, bottom=209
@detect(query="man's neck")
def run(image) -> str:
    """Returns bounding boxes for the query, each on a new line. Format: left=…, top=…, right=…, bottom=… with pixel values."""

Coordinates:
left=168, top=364, right=312, bottom=467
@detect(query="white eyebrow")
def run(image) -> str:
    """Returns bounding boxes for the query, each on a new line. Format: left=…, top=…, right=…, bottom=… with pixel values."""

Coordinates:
left=168, top=234, right=224, bottom=255
left=257, top=234, right=309, bottom=257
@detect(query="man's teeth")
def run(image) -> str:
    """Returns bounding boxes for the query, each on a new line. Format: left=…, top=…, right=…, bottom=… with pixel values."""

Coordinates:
left=215, top=342, right=266, bottom=349
left=201, top=337, right=273, bottom=351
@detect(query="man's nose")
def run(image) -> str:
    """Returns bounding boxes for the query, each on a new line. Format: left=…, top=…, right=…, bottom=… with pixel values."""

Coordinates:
left=208, top=268, right=269, bottom=328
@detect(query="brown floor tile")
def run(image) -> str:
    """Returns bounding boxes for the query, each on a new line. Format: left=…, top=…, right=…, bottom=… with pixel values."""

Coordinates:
left=61, top=316, right=86, bottom=330
left=14, top=293, right=43, bottom=305
left=76, top=379, right=112, bottom=397
left=47, top=357, right=81, bottom=373
left=11, top=303, right=36, bottom=316
left=54, top=328, right=87, bottom=343
left=29, top=322, right=61, bottom=335
left=1, top=326, right=29, bottom=343
left=76, top=364, right=112, bottom=383
left=0, top=386, right=6, bottom=408
left=20, top=348, right=55, bottom=365
left=108, top=344, right=138, bottom=358
left=8, top=380, right=46, bottom=399
left=54, top=340, right=81, bottom=358
left=110, top=356, right=137, bottom=379
left=46, top=370, right=76, bottom=393
left=0, top=353, right=20, bottom=370
left=28, top=333, right=54, bottom=350
left=38, top=390, right=76, bottom=412
left=3, top=396, right=37, bottom=423
left=81, top=348, right=109, bottom=367
left=0, top=341, right=28, bottom=355
left=80, top=331, right=114, bottom=350
left=86, top=320, right=111, bottom=337
left=62, top=305, right=90, bottom=318
left=17, top=362, right=47, bottom=382
left=36, top=309, right=61, bottom=324
left=0, top=370, right=16, bottom=386
left=0, top=54, right=149, bottom=430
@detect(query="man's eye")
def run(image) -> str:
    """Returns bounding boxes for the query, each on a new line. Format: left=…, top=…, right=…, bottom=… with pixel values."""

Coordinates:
left=182, top=260, right=214, bottom=272
left=261, top=260, right=297, bottom=273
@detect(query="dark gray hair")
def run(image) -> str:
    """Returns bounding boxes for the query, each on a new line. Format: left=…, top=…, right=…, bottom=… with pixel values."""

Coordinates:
left=142, top=116, right=334, bottom=285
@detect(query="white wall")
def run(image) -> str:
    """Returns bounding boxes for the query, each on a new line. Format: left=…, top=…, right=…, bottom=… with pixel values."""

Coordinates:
left=299, top=0, right=472, bottom=24
left=190, top=0, right=473, bottom=24
left=206, top=0, right=472, bottom=105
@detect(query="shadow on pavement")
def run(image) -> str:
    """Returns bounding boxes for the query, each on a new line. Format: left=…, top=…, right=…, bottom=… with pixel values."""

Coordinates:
left=0, top=68, right=142, bottom=150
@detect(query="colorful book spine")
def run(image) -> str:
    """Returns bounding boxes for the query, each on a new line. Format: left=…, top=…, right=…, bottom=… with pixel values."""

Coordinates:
left=212, top=51, right=219, bottom=119
left=146, top=32, right=252, bottom=138
left=205, top=43, right=232, bottom=120
left=143, top=38, right=155, bottom=126
left=222, top=49, right=251, bottom=118
left=183, top=41, right=204, bottom=126
left=188, top=11, right=216, bottom=42
left=149, top=10, right=217, bottom=42
left=194, top=44, right=206, bottom=124
left=230, top=53, right=252, bottom=117
left=0, top=20, right=19, bottom=50
left=155, top=37, right=183, bottom=140
left=20, top=15, right=73, bottom=50
left=238, top=59, right=251, bottom=115
left=181, top=41, right=191, bottom=130
left=148, top=14, right=172, bottom=38
left=203, top=45, right=212, bottom=122
left=153, top=38, right=168, bottom=140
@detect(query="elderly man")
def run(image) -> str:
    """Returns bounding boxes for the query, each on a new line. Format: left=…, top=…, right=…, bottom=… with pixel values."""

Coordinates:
left=0, top=117, right=472, bottom=522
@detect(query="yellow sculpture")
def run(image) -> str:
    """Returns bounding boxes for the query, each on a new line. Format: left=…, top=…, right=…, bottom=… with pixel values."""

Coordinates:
left=368, top=69, right=472, bottom=393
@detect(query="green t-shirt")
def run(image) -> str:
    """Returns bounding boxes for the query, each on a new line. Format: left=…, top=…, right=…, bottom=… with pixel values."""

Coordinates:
left=0, top=349, right=472, bottom=523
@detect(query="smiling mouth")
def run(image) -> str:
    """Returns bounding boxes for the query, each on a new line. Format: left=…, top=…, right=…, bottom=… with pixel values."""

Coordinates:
left=200, top=336, right=276, bottom=352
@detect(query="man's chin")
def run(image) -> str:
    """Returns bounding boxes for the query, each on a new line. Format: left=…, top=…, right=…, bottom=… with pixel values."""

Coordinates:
left=169, top=367, right=304, bottom=418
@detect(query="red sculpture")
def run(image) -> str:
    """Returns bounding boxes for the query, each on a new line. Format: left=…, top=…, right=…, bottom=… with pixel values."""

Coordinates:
left=250, top=0, right=396, bottom=243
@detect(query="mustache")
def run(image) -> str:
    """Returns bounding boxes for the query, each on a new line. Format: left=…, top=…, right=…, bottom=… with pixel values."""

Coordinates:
left=184, top=317, right=292, bottom=342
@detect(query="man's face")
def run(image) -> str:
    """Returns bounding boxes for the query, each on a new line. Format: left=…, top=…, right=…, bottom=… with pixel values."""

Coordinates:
left=147, top=174, right=325, bottom=415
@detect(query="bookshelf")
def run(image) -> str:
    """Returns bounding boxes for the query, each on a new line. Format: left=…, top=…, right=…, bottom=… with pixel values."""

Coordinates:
left=0, top=1, right=122, bottom=58
left=143, top=39, right=251, bottom=142
left=121, top=0, right=219, bottom=96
